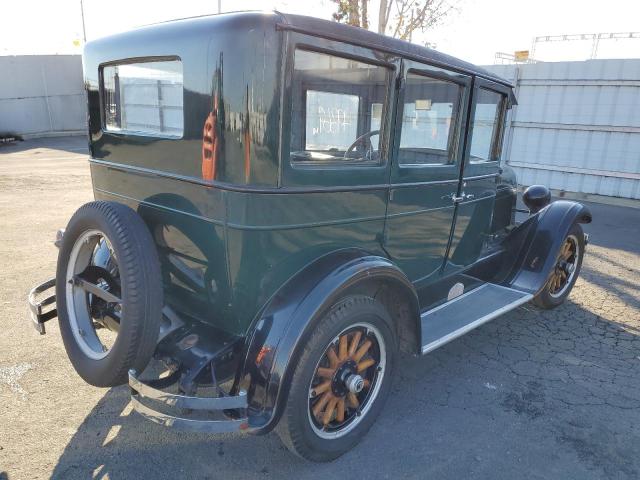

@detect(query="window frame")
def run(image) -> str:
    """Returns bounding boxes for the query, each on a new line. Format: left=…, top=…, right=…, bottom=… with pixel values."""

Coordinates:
left=389, top=58, right=472, bottom=187
left=98, top=56, right=184, bottom=140
left=287, top=45, right=396, bottom=170
left=468, top=87, right=508, bottom=164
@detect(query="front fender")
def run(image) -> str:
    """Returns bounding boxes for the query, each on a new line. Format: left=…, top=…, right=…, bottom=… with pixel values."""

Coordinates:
left=504, top=200, right=591, bottom=295
left=238, top=249, right=418, bottom=434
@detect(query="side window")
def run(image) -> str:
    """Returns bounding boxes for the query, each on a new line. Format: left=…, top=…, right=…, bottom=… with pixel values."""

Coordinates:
left=101, top=59, right=183, bottom=138
left=469, top=88, right=506, bottom=163
left=398, top=73, right=462, bottom=166
left=290, top=49, right=392, bottom=164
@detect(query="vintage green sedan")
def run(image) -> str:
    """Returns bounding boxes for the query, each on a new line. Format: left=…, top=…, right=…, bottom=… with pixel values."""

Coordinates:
left=28, top=11, right=591, bottom=461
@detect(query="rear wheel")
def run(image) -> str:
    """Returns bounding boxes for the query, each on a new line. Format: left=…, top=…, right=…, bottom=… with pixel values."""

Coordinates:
left=533, top=223, right=585, bottom=309
left=276, top=295, right=396, bottom=462
left=56, top=201, right=162, bottom=387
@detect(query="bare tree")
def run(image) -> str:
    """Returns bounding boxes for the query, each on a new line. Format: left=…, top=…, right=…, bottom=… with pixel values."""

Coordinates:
left=333, top=0, right=458, bottom=43
left=378, top=0, right=393, bottom=34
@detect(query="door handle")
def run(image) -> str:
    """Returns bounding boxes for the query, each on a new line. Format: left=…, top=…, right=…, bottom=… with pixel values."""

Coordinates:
left=442, top=193, right=475, bottom=204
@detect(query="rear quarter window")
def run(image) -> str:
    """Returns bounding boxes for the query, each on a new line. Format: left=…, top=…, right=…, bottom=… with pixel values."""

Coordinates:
left=101, top=59, right=184, bottom=138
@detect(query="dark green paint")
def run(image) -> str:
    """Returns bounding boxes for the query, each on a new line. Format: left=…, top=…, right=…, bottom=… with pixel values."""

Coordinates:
left=84, top=11, right=518, bottom=336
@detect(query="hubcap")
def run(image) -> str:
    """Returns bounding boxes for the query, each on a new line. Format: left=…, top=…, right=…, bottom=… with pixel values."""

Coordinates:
left=308, top=322, right=386, bottom=439
left=65, top=230, right=122, bottom=360
left=549, top=234, right=580, bottom=298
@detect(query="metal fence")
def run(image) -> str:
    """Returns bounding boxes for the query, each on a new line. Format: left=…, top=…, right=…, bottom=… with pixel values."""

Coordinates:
left=485, top=59, right=640, bottom=200
left=0, top=55, right=86, bottom=137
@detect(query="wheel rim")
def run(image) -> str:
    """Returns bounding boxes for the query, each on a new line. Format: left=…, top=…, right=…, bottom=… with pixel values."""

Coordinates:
left=549, top=234, right=580, bottom=298
left=307, top=322, right=386, bottom=439
left=65, top=229, right=122, bottom=360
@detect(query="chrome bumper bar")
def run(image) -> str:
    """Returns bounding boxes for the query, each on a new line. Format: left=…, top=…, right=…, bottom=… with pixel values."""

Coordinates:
left=27, top=278, right=57, bottom=334
left=128, top=370, right=249, bottom=433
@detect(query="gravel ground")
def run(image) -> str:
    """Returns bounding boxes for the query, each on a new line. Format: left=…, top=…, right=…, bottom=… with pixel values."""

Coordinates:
left=1, top=137, right=639, bottom=480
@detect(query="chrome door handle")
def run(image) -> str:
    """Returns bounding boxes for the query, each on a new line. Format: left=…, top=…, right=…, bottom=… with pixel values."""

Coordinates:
left=442, top=193, right=475, bottom=204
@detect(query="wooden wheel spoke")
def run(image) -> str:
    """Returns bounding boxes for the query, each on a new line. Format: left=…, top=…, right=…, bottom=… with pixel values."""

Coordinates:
left=323, top=397, right=339, bottom=425
left=312, top=380, right=331, bottom=397
left=313, top=391, right=333, bottom=417
left=338, top=334, right=348, bottom=361
left=348, top=331, right=362, bottom=357
left=336, top=398, right=345, bottom=423
left=327, top=346, right=339, bottom=368
left=310, top=327, right=383, bottom=431
left=352, top=339, right=372, bottom=363
left=317, top=367, right=335, bottom=379
left=357, top=358, right=376, bottom=373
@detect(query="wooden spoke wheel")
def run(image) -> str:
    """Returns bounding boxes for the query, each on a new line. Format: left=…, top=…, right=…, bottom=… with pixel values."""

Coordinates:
left=549, top=234, right=580, bottom=298
left=307, top=322, right=386, bottom=439
left=533, top=223, right=585, bottom=310
left=276, top=295, right=395, bottom=461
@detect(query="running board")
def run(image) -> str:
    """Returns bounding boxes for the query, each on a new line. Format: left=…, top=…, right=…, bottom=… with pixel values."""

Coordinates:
left=421, top=283, right=532, bottom=354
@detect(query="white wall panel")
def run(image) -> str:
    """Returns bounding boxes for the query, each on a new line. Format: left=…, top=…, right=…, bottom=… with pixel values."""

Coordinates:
left=485, top=59, right=640, bottom=200
left=0, top=55, right=85, bottom=135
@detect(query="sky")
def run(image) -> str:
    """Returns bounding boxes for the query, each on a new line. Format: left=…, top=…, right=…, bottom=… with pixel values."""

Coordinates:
left=1, top=0, right=639, bottom=64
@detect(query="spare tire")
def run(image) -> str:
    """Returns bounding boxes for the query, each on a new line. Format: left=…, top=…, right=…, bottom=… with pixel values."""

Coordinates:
left=56, top=201, right=163, bottom=387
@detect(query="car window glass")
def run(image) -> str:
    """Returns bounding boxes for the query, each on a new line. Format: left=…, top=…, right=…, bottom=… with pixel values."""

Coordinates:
left=398, top=73, right=462, bottom=166
left=290, top=49, right=391, bottom=164
left=102, top=60, right=183, bottom=138
left=469, top=88, right=505, bottom=163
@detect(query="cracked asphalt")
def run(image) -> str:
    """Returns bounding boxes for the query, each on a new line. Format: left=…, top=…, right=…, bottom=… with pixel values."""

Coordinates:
left=1, top=137, right=639, bottom=479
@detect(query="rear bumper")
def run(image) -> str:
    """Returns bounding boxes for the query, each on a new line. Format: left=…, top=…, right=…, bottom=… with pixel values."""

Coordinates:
left=128, top=369, right=250, bottom=433
left=27, top=278, right=57, bottom=334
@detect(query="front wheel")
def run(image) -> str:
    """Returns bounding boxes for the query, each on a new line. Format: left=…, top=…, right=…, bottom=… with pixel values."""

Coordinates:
left=533, top=223, right=585, bottom=309
left=276, top=295, right=397, bottom=462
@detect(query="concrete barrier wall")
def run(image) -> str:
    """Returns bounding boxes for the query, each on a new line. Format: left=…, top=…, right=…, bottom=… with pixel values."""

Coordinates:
left=485, top=59, right=640, bottom=200
left=0, top=55, right=86, bottom=137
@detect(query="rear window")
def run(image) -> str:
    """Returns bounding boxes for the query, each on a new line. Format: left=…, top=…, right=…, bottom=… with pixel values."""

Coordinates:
left=101, top=59, right=183, bottom=138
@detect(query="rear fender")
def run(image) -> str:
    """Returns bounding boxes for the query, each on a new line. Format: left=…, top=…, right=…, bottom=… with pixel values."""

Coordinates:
left=503, top=200, right=591, bottom=295
left=238, top=249, right=418, bottom=434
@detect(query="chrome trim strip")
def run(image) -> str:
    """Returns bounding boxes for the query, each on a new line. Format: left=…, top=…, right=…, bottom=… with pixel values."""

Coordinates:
left=462, top=172, right=500, bottom=181
left=421, top=287, right=533, bottom=354
left=130, top=397, right=248, bottom=433
left=129, top=371, right=247, bottom=410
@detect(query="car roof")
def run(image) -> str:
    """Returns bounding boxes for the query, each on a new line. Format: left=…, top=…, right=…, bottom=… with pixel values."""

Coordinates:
left=140, top=11, right=512, bottom=88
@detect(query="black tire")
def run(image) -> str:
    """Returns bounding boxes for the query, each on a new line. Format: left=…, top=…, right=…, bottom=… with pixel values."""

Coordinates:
left=276, top=295, right=397, bottom=462
left=532, top=223, right=585, bottom=310
left=56, top=201, right=163, bottom=387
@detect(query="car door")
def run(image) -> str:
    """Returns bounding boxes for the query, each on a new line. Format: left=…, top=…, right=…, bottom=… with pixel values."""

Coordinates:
left=383, top=59, right=471, bottom=290
left=443, top=78, right=511, bottom=273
